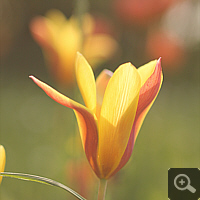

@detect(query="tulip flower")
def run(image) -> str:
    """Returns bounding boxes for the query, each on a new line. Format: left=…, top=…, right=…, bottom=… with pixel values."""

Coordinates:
left=30, top=9, right=118, bottom=86
left=29, top=53, right=163, bottom=180
left=0, top=145, right=6, bottom=184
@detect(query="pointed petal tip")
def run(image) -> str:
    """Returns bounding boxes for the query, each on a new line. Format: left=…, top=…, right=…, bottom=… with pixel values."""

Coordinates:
left=156, top=57, right=162, bottom=70
left=0, top=145, right=5, bottom=152
left=127, top=62, right=133, bottom=67
left=76, top=51, right=81, bottom=56
left=102, top=69, right=113, bottom=77
left=76, top=51, right=83, bottom=60
left=29, top=75, right=38, bottom=83
left=76, top=52, right=85, bottom=67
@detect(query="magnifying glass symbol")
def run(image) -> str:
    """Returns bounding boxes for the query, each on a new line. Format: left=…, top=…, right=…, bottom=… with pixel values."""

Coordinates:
left=174, top=174, right=196, bottom=193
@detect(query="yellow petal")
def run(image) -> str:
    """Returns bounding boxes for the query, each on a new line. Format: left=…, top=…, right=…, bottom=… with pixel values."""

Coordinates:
left=98, top=63, right=141, bottom=178
left=53, top=18, right=82, bottom=84
left=96, top=69, right=113, bottom=119
left=45, top=9, right=66, bottom=27
left=137, top=59, right=157, bottom=86
left=76, top=53, right=96, bottom=113
left=57, top=16, right=82, bottom=56
left=0, top=145, right=6, bottom=184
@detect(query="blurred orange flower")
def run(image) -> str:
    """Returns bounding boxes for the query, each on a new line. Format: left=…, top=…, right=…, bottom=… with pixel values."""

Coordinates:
left=146, top=29, right=186, bottom=72
left=113, top=0, right=179, bottom=26
left=0, top=145, right=6, bottom=184
left=30, top=10, right=118, bottom=86
left=30, top=53, right=163, bottom=179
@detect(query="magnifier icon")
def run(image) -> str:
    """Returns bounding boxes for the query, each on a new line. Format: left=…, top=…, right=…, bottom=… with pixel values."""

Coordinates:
left=174, top=174, right=196, bottom=193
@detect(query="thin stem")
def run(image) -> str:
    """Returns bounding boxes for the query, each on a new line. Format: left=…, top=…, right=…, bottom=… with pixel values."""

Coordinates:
left=97, top=179, right=107, bottom=200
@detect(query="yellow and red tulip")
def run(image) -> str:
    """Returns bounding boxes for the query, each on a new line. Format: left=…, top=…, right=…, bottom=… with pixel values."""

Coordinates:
left=0, top=145, right=6, bottom=184
left=30, top=53, right=163, bottom=179
left=30, top=10, right=118, bottom=86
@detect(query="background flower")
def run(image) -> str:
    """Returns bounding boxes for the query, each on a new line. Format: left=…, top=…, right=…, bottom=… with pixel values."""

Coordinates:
left=113, top=0, right=179, bottom=27
left=145, top=29, right=186, bottom=73
left=30, top=9, right=118, bottom=86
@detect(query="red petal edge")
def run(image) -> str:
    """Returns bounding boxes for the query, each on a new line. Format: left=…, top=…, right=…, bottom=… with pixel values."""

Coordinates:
left=110, top=58, right=162, bottom=178
left=29, top=75, right=101, bottom=177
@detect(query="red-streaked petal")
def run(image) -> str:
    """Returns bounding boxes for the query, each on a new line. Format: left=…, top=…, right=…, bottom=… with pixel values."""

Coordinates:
left=29, top=75, right=101, bottom=177
left=110, top=58, right=163, bottom=177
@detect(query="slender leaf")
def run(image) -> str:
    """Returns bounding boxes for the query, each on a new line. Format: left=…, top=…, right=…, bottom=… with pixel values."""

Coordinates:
left=0, top=172, right=86, bottom=200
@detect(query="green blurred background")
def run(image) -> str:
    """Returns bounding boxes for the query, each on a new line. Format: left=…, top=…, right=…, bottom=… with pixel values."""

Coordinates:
left=0, top=0, right=199, bottom=199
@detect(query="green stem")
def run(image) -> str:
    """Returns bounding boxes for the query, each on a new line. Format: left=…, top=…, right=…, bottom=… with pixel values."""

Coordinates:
left=97, top=179, right=107, bottom=200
